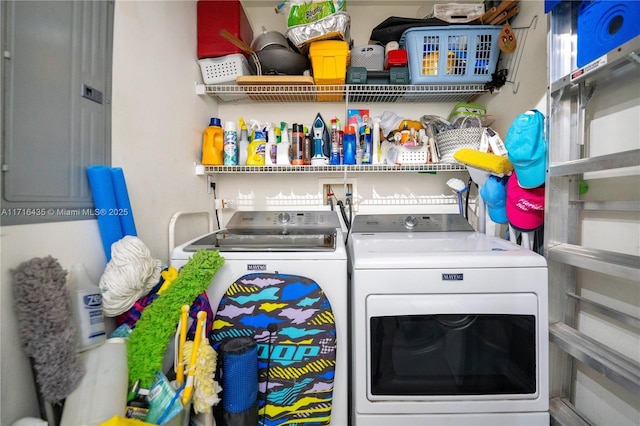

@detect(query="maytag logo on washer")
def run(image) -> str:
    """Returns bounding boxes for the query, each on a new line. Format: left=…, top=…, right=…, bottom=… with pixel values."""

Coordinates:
left=247, top=264, right=267, bottom=271
left=442, top=273, right=464, bottom=281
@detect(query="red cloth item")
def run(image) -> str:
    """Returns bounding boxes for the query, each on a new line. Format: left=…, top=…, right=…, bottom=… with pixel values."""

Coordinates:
left=506, top=171, right=545, bottom=231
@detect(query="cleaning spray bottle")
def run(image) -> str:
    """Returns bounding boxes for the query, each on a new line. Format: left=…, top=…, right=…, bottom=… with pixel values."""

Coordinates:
left=277, top=122, right=291, bottom=165
left=247, top=130, right=266, bottom=166
left=201, top=118, right=224, bottom=165
left=265, top=123, right=277, bottom=166
left=67, top=263, right=106, bottom=351
left=238, top=118, right=250, bottom=166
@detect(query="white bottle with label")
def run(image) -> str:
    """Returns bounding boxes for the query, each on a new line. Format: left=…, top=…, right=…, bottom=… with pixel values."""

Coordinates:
left=265, top=123, right=277, bottom=166
left=238, top=122, right=250, bottom=166
left=68, top=263, right=106, bottom=352
left=277, top=122, right=291, bottom=165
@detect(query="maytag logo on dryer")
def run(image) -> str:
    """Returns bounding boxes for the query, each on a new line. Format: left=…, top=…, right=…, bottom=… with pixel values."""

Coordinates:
left=247, top=264, right=267, bottom=271
left=442, top=273, right=464, bottom=281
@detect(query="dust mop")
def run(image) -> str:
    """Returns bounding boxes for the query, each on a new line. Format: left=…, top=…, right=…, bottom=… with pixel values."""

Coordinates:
left=12, top=256, right=84, bottom=403
left=181, top=311, right=221, bottom=413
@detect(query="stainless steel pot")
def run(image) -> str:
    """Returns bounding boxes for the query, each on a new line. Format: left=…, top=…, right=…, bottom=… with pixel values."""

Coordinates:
left=251, top=27, right=290, bottom=52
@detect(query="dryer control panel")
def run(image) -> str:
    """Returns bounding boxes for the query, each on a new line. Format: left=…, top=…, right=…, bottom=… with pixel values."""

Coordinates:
left=351, top=214, right=473, bottom=233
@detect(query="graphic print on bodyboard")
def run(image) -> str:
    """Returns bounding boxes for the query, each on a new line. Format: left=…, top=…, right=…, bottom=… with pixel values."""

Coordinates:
left=211, top=273, right=337, bottom=426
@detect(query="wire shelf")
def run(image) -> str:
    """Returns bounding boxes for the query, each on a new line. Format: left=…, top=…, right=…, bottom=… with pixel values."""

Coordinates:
left=197, top=83, right=489, bottom=104
left=203, top=164, right=466, bottom=174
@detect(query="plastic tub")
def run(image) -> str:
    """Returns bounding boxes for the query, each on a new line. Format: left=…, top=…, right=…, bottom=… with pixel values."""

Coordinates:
left=400, top=25, right=502, bottom=84
left=309, top=40, right=350, bottom=101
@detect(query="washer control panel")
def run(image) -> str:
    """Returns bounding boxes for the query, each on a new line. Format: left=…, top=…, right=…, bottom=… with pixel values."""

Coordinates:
left=226, top=210, right=341, bottom=230
left=351, top=214, right=474, bottom=233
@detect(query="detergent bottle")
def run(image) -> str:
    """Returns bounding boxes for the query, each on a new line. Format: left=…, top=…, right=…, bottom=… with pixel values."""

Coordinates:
left=277, top=122, right=291, bottom=165
left=67, top=263, right=106, bottom=352
left=247, top=130, right=266, bottom=166
left=237, top=119, right=250, bottom=166
left=201, top=118, right=224, bottom=165
left=343, top=125, right=357, bottom=165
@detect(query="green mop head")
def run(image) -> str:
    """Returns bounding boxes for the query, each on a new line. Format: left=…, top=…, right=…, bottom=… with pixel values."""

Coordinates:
left=127, top=250, right=224, bottom=388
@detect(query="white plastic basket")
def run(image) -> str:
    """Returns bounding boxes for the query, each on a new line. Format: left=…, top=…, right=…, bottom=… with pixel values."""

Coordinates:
left=198, top=54, right=250, bottom=85
left=397, top=145, right=429, bottom=164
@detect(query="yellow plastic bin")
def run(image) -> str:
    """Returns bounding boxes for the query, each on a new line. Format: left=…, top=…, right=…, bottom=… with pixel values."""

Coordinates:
left=309, top=40, right=349, bottom=102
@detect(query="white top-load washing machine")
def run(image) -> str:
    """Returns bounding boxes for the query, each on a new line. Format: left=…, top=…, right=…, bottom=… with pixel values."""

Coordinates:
left=171, top=210, right=347, bottom=426
left=347, top=214, right=549, bottom=426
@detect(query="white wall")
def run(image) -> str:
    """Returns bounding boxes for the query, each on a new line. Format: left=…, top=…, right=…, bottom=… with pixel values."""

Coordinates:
left=110, top=0, right=217, bottom=262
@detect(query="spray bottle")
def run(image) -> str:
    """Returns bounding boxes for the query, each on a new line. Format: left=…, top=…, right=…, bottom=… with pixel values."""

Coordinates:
left=67, top=263, right=106, bottom=351
left=277, top=122, right=291, bottom=165
left=201, top=118, right=224, bottom=165
left=238, top=119, right=250, bottom=166
left=265, top=123, right=277, bottom=166
left=247, top=130, right=266, bottom=166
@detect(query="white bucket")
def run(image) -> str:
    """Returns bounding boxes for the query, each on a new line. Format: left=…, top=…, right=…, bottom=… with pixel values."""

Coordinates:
left=60, top=338, right=128, bottom=426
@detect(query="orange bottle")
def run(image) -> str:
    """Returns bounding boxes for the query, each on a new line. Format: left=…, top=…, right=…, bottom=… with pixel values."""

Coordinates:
left=202, top=117, right=224, bottom=165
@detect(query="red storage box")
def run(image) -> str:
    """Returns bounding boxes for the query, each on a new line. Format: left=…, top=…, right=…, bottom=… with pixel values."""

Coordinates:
left=197, top=0, right=253, bottom=59
left=385, top=49, right=408, bottom=69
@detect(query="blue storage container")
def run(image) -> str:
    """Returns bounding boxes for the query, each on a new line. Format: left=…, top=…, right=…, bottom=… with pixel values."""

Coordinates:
left=400, top=25, right=502, bottom=84
left=577, top=0, right=640, bottom=67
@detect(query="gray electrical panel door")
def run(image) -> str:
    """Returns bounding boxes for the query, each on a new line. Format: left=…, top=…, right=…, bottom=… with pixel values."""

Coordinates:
left=1, top=0, right=113, bottom=225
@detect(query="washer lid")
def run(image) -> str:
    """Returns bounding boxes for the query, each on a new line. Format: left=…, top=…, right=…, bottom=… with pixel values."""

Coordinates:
left=184, top=210, right=341, bottom=252
left=350, top=213, right=473, bottom=233
left=183, top=228, right=338, bottom=252
left=348, top=232, right=547, bottom=268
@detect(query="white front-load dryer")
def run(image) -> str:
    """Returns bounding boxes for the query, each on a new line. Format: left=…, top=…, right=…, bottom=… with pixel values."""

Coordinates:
left=171, top=210, right=348, bottom=426
left=347, top=213, right=549, bottom=426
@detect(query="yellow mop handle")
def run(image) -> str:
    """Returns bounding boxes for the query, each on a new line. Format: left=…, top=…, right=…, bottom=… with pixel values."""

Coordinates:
left=175, top=305, right=190, bottom=386
left=181, top=311, right=206, bottom=406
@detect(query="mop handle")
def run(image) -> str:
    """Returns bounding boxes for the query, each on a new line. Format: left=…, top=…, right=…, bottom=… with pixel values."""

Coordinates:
left=175, top=305, right=190, bottom=386
left=181, top=311, right=206, bottom=406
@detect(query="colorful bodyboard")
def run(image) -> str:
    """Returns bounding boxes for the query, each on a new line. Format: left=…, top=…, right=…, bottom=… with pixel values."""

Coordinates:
left=211, top=273, right=336, bottom=426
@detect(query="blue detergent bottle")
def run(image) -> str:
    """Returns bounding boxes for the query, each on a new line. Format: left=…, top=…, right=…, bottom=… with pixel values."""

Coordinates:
left=343, top=125, right=357, bottom=165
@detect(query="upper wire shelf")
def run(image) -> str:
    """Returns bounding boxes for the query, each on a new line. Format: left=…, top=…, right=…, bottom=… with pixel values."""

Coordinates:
left=204, top=163, right=466, bottom=174
left=196, top=83, right=490, bottom=104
